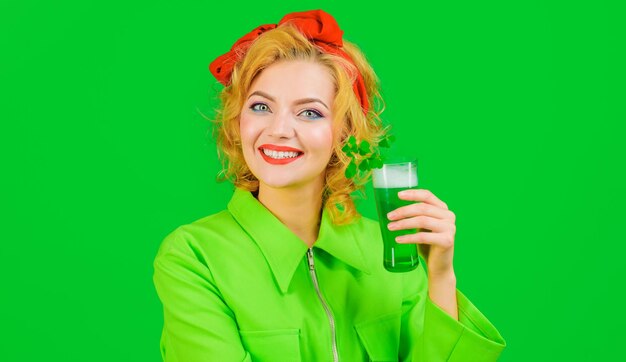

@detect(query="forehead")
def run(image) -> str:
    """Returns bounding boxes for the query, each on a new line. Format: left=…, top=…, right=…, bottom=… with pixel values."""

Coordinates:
left=248, top=60, right=335, bottom=102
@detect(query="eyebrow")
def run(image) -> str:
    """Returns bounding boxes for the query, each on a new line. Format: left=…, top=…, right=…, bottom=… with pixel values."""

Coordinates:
left=248, top=91, right=329, bottom=111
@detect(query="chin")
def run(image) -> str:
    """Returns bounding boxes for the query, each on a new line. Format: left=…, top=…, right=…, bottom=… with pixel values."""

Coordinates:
left=257, top=173, right=321, bottom=191
left=258, top=178, right=304, bottom=190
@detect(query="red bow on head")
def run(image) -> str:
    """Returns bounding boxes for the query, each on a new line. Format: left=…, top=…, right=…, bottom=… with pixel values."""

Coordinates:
left=209, top=10, right=369, bottom=114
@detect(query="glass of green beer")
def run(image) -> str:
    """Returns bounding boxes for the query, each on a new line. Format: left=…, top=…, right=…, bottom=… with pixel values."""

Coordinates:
left=372, top=159, right=420, bottom=272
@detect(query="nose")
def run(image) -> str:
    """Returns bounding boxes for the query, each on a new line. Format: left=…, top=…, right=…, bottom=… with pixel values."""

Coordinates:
left=267, top=111, right=295, bottom=139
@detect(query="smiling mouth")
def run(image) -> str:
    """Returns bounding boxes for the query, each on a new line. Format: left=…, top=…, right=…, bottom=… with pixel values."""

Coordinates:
left=257, top=142, right=305, bottom=165
left=260, top=148, right=303, bottom=160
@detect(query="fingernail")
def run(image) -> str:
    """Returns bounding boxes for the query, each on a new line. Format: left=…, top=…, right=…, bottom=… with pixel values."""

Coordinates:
left=387, top=212, right=395, bottom=220
left=387, top=222, right=397, bottom=230
left=395, top=236, right=405, bottom=243
left=398, top=190, right=408, bottom=197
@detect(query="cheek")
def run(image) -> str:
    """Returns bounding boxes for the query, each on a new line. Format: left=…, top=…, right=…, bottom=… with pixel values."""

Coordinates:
left=239, top=116, right=258, bottom=148
left=308, top=122, right=334, bottom=155
left=238, top=116, right=262, bottom=168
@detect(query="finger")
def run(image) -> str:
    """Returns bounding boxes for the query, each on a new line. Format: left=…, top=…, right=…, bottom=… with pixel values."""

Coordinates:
left=397, top=189, right=448, bottom=210
left=395, top=231, right=455, bottom=249
left=388, top=215, right=455, bottom=234
left=387, top=202, right=455, bottom=222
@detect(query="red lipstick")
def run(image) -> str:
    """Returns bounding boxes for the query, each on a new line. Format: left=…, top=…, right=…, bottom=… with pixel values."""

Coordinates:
left=259, top=144, right=303, bottom=152
left=258, top=144, right=304, bottom=165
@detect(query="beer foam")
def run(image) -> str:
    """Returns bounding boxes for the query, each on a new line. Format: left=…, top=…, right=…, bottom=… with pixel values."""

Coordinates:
left=372, top=164, right=418, bottom=188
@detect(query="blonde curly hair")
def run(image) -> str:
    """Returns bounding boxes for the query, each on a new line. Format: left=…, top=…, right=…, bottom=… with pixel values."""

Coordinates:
left=212, top=24, right=388, bottom=225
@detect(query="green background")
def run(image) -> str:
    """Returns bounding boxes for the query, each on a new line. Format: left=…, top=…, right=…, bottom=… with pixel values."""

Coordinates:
left=1, top=0, right=623, bottom=361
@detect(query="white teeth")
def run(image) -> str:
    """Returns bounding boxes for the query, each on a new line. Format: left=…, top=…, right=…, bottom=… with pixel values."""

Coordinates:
left=262, top=148, right=300, bottom=159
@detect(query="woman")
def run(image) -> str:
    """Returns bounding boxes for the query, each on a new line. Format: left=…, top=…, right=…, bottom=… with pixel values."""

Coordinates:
left=153, top=10, right=506, bottom=361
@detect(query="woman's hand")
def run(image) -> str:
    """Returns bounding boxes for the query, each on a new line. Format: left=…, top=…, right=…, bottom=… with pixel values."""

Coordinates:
left=387, top=188, right=459, bottom=319
left=386, top=189, right=457, bottom=277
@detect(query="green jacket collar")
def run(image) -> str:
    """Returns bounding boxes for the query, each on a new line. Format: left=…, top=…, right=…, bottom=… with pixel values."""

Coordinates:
left=227, top=187, right=371, bottom=293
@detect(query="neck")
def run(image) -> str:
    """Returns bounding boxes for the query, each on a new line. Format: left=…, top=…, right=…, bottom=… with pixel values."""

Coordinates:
left=257, top=181, right=324, bottom=248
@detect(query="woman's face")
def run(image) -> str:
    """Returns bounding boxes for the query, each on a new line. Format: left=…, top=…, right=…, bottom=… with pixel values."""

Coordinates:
left=239, top=60, right=335, bottom=193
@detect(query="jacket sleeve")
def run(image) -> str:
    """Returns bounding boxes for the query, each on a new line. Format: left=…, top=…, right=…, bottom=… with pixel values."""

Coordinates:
left=153, top=228, right=251, bottom=362
left=400, top=263, right=506, bottom=361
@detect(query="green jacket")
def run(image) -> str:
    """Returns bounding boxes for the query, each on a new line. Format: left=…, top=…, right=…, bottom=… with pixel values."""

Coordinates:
left=153, top=187, right=506, bottom=361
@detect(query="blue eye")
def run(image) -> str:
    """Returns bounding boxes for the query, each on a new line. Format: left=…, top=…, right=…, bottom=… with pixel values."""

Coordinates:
left=251, top=103, right=270, bottom=112
left=300, top=109, right=323, bottom=120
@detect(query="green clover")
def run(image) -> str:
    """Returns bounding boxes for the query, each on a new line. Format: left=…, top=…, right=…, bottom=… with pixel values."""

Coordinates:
left=342, top=132, right=395, bottom=180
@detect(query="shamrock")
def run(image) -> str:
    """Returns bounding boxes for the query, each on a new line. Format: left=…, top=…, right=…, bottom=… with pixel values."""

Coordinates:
left=342, top=133, right=395, bottom=179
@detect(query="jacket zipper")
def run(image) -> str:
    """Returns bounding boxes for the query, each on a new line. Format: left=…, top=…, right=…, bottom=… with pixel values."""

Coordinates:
left=307, top=248, right=339, bottom=362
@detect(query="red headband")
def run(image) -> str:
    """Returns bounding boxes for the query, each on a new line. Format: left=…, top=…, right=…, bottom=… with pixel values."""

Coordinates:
left=209, top=9, right=369, bottom=114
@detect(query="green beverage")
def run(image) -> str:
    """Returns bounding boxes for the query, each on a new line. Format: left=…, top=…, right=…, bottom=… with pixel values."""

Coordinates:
left=372, top=160, right=420, bottom=272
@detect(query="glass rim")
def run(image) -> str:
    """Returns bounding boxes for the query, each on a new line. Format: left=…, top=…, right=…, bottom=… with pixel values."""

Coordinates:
left=378, top=157, right=417, bottom=166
